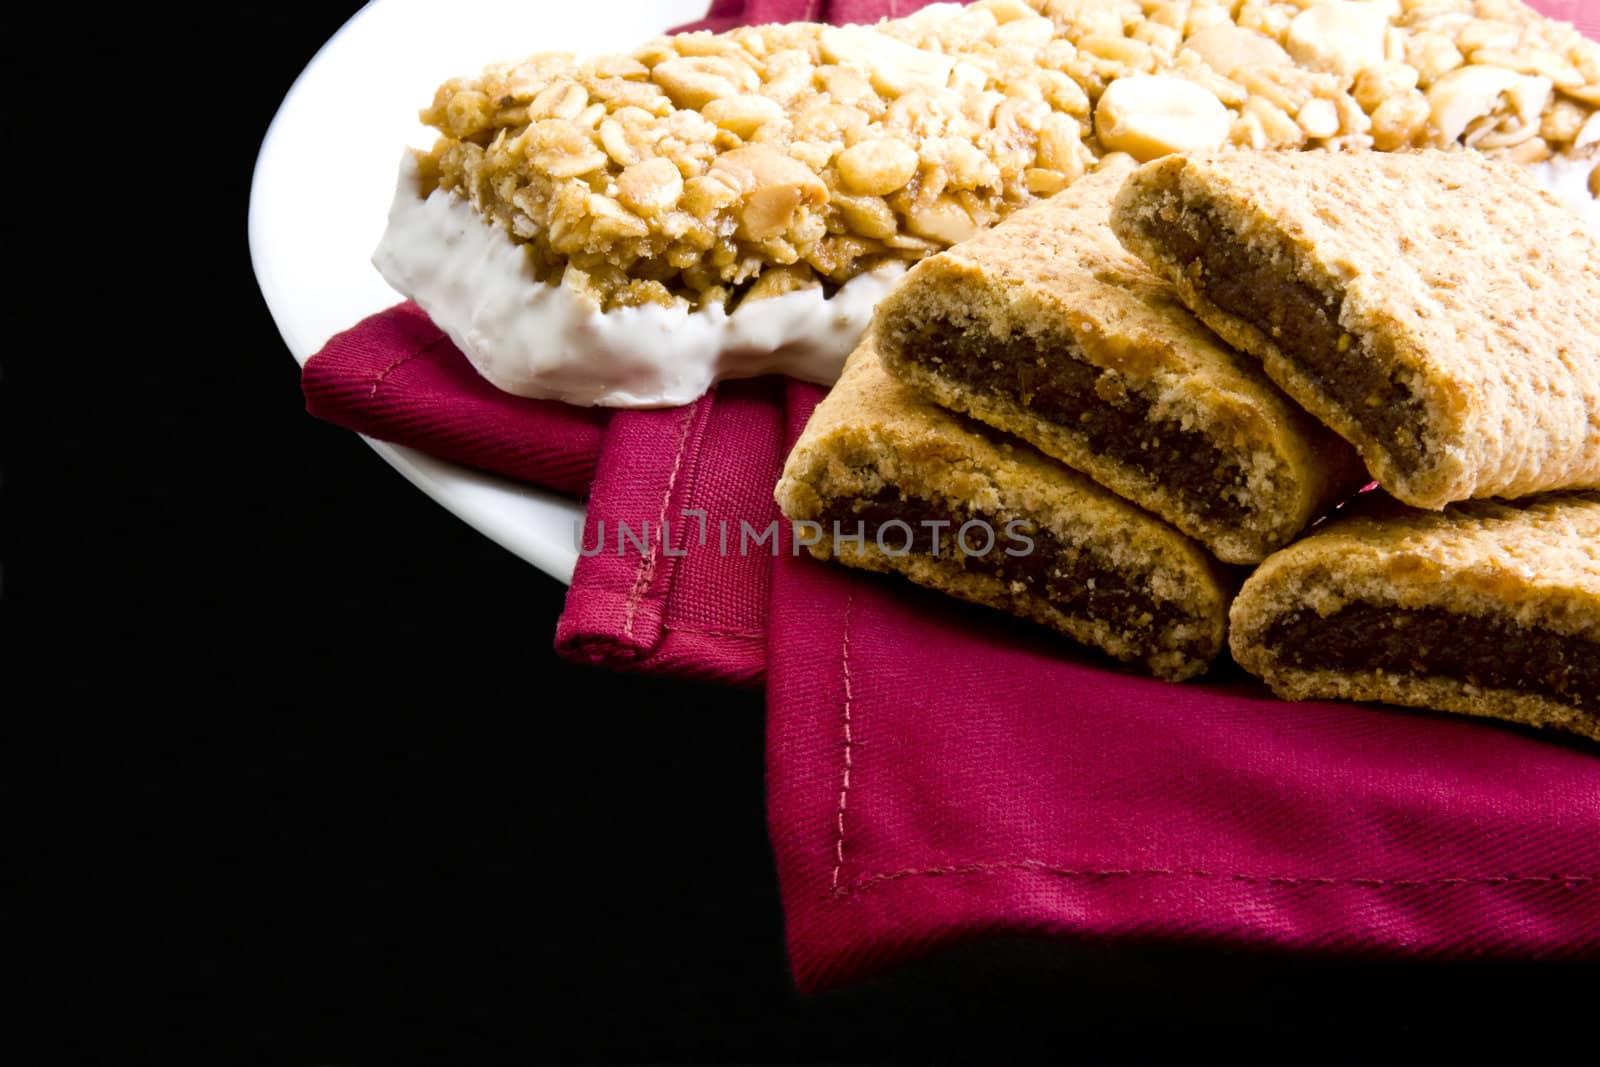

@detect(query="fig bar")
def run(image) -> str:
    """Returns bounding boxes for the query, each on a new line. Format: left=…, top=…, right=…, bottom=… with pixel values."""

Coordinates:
left=775, top=337, right=1232, bottom=681
left=1231, top=491, right=1600, bottom=742
left=1110, top=149, right=1600, bottom=510
left=874, top=155, right=1364, bottom=565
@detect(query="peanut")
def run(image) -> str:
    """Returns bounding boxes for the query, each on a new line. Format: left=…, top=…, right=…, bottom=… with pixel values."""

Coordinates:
left=652, top=56, right=758, bottom=110
left=616, top=158, right=684, bottom=216
left=1370, top=88, right=1432, bottom=149
left=703, top=94, right=786, bottom=139
left=1428, top=64, right=1522, bottom=142
left=835, top=138, right=921, bottom=196
left=819, top=25, right=956, bottom=98
left=1353, top=62, right=1420, bottom=111
left=1181, top=25, right=1291, bottom=78
left=1095, top=75, right=1232, bottom=160
left=1285, top=2, right=1389, bottom=78
left=1297, top=98, right=1341, bottom=139
left=906, top=195, right=979, bottom=245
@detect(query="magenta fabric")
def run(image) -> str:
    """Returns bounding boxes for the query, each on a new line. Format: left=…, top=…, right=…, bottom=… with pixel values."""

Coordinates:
left=691, top=0, right=946, bottom=32
left=1542, top=0, right=1600, bottom=37
left=767, top=384, right=1600, bottom=990
left=553, top=378, right=785, bottom=686
left=300, top=0, right=1600, bottom=989
left=302, top=302, right=610, bottom=497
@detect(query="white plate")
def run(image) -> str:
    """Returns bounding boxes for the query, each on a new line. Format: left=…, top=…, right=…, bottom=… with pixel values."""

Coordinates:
left=250, top=0, right=708, bottom=584
left=252, top=1, right=1598, bottom=588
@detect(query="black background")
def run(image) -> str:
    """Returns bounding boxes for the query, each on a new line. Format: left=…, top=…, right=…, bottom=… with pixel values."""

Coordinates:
left=6, top=2, right=1597, bottom=1063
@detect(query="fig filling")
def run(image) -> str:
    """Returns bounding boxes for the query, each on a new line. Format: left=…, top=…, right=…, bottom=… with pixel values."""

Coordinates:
left=901, top=322, right=1249, bottom=524
left=818, top=490, right=1204, bottom=655
left=1141, top=203, right=1427, bottom=469
left=1265, top=603, right=1598, bottom=709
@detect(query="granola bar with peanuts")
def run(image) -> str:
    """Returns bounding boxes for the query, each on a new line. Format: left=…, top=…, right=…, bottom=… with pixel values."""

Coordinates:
left=382, top=0, right=1599, bottom=405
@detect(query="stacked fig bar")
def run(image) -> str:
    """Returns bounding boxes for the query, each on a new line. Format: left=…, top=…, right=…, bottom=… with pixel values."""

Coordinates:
left=779, top=149, right=1600, bottom=741
left=777, top=336, right=1234, bottom=681
left=1111, top=149, right=1600, bottom=739
left=779, top=153, right=1365, bottom=683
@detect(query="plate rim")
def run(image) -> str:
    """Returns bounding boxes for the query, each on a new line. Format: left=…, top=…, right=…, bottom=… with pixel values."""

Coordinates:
left=249, top=0, right=712, bottom=585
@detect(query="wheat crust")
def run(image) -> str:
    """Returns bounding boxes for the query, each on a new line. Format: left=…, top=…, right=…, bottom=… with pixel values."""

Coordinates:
left=1111, top=149, right=1600, bottom=510
left=873, top=156, right=1363, bottom=565
left=1230, top=491, right=1600, bottom=741
left=775, top=336, right=1231, bottom=680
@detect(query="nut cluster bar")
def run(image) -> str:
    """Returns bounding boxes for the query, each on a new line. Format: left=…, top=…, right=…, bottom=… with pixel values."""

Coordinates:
left=418, top=0, right=1600, bottom=311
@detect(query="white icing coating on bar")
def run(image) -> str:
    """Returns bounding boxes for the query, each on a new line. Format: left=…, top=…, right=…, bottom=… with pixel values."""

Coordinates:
left=374, top=151, right=1595, bottom=409
left=372, top=154, right=904, bottom=407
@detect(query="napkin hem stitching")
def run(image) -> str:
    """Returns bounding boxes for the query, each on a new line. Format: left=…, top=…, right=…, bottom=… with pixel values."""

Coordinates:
left=835, top=860, right=1600, bottom=897
left=622, top=403, right=699, bottom=642
left=663, top=623, right=766, bottom=639
left=830, top=581, right=857, bottom=893
left=360, top=336, right=450, bottom=435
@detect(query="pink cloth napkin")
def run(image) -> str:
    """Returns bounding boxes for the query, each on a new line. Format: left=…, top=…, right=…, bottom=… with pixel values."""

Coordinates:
left=302, top=0, right=1600, bottom=990
left=305, top=302, right=610, bottom=497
